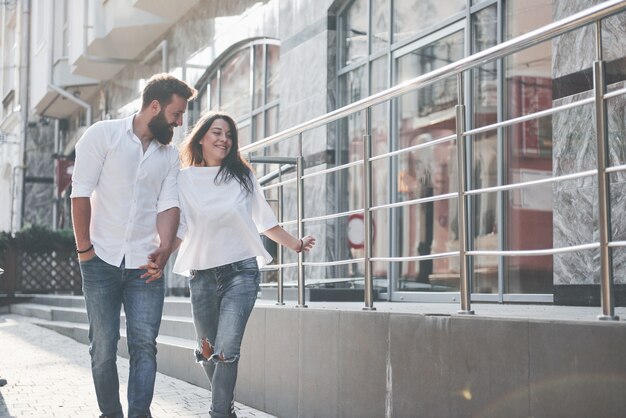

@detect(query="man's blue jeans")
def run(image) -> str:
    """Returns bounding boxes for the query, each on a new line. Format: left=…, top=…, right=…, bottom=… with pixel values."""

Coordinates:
left=189, top=257, right=259, bottom=418
left=80, top=255, right=164, bottom=418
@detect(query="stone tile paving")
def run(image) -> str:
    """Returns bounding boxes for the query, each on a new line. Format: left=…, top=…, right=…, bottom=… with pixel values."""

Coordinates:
left=0, top=315, right=275, bottom=418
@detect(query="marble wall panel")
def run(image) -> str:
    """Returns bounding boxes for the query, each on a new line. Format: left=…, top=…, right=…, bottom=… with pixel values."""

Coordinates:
left=553, top=79, right=626, bottom=285
left=552, top=0, right=626, bottom=289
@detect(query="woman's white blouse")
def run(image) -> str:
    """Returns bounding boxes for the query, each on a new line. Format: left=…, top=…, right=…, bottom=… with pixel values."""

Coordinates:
left=173, top=166, right=278, bottom=276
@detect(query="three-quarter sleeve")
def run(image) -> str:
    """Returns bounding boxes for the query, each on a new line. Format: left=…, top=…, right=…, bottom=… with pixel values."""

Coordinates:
left=251, top=176, right=279, bottom=233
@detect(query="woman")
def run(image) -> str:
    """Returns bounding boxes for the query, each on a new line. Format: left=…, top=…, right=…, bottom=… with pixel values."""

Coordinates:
left=172, top=111, right=315, bottom=418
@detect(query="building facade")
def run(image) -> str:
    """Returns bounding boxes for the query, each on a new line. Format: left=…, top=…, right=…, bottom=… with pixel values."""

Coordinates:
left=1, top=0, right=625, bottom=305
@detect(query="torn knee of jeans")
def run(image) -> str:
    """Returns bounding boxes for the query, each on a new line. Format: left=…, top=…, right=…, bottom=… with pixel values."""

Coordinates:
left=194, top=337, right=214, bottom=362
left=210, top=351, right=239, bottom=364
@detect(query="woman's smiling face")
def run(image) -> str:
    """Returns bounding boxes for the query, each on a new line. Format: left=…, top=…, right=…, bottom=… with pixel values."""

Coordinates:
left=199, top=118, right=233, bottom=166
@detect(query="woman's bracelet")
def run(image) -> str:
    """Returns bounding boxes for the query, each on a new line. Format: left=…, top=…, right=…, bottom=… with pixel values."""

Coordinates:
left=77, top=244, right=94, bottom=254
left=297, top=239, right=304, bottom=253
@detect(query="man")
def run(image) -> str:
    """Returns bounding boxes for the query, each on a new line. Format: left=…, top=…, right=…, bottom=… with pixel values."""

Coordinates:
left=71, top=73, right=197, bottom=418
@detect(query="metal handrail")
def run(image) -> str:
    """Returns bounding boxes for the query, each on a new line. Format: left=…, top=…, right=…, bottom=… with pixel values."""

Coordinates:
left=244, top=0, right=626, bottom=316
left=241, top=0, right=626, bottom=155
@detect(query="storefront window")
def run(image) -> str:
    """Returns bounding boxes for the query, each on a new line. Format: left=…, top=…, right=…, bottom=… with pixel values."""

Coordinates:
left=335, top=0, right=626, bottom=300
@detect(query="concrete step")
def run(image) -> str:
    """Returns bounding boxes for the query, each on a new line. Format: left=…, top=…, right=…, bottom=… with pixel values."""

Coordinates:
left=11, top=296, right=196, bottom=341
left=30, top=294, right=86, bottom=309
left=31, top=317, right=208, bottom=390
left=10, top=303, right=88, bottom=323
left=120, top=313, right=196, bottom=340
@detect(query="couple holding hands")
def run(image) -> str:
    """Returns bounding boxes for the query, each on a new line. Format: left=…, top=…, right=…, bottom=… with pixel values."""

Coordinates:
left=71, top=73, right=314, bottom=418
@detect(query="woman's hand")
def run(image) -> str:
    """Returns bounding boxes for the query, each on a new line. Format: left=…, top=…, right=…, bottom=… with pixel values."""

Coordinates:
left=296, top=235, right=316, bottom=253
left=139, top=260, right=163, bottom=283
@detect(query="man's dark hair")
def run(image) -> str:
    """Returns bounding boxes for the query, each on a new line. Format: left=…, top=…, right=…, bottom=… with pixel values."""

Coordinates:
left=141, top=73, right=197, bottom=109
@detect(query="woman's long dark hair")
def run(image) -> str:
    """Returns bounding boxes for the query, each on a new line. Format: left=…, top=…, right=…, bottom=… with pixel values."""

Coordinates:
left=180, top=111, right=253, bottom=193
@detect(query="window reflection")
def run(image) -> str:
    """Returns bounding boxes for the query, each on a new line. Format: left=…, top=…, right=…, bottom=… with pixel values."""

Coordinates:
left=267, top=45, right=280, bottom=103
left=193, top=41, right=279, bottom=146
left=342, top=0, right=368, bottom=66
left=393, top=0, right=465, bottom=45
left=220, top=49, right=251, bottom=117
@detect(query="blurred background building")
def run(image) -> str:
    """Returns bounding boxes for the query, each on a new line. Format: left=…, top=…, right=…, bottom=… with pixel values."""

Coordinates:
left=1, top=0, right=625, bottom=306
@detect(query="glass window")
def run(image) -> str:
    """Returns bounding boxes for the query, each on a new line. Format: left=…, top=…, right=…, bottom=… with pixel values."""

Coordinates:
left=341, top=0, right=368, bottom=67
left=338, top=0, right=467, bottom=296
left=195, top=41, right=279, bottom=145
left=267, top=45, right=280, bottom=103
left=472, top=5, right=498, bottom=129
left=209, top=75, right=218, bottom=111
left=503, top=2, right=599, bottom=296
left=371, top=0, right=390, bottom=54
left=220, top=49, right=251, bottom=117
left=395, top=30, right=464, bottom=149
left=253, top=45, right=265, bottom=109
left=393, top=0, right=466, bottom=45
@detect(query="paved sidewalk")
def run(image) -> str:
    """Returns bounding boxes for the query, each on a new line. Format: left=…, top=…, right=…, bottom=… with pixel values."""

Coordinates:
left=0, top=314, right=275, bottom=418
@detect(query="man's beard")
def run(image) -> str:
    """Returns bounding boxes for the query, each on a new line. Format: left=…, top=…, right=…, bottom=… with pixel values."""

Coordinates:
left=148, top=111, right=174, bottom=145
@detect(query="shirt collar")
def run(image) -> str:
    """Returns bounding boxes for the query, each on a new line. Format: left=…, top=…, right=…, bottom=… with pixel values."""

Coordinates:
left=125, top=113, right=166, bottom=148
left=125, top=113, right=136, bottom=135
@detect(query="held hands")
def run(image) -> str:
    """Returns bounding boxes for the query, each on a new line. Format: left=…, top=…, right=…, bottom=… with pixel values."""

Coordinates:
left=139, top=246, right=171, bottom=283
left=140, top=259, right=163, bottom=283
left=296, top=235, right=316, bottom=253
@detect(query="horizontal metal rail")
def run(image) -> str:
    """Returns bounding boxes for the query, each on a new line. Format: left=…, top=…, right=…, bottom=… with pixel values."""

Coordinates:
left=464, top=96, right=595, bottom=137
left=371, top=252, right=459, bottom=263
left=464, top=169, right=597, bottom=195
left=604, top=85, right=626, bottom=99
left=303, top=258, right=365, bottom=267
left=260, top=262, right=298, bottom=270
left=370, top=192, right=458, bottom=212
left=468, top=243, right=599, bottom=257
left=605, top=164, right=626, bottom=174
left=261, top=177, right=297, bottom=191
left=246, top=0, right=626, bottom=313
left=302, top=159, right=365, bottom=178
left=240, top=0, right=626, bottom=155
left=300, top=208, right=364, bottom=224
left=260, top=160, right=364, bottom=190
left=369, top=134, right=456, bottom=162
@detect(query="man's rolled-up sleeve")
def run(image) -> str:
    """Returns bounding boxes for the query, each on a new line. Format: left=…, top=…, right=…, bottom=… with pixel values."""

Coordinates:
left=157, top=147, right=180, bottom=213
left=70, top=124, right=106, bottom=198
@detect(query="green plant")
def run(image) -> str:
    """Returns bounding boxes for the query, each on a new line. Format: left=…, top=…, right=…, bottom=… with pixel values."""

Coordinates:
left=11, top=225, right=76, bottom=254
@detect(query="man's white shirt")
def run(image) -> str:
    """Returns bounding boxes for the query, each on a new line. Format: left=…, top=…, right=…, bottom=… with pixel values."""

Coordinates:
left=70, top=114, right=179, bottom=268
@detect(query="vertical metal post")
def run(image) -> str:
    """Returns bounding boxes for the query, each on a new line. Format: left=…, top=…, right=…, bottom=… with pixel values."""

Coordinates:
left=363, top=107, right=376, bottom=310
left=296, top=140, right=307, bottom=307
left=593, top=21, right=618, bottom=320
left=276, top=170, right=285, bottom=305
left=456, top=73, right=474, bottom=315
